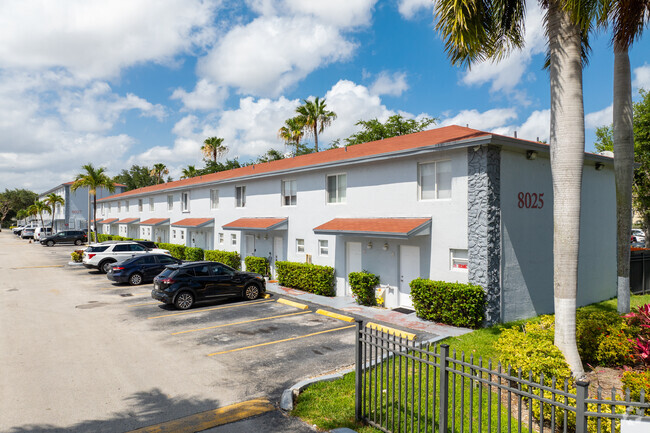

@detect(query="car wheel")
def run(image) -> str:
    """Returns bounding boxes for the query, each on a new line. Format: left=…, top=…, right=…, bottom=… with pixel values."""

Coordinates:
left=74, top=239, right=82, bottom=246
left=128, top=273, right=143, bottom=286
left=100, top=260, right=115, bottom=274
left=174, top=291, right=194, bottom=310
left=46, top=240, right=54, bottom=247
left=244, top=284, right=260, bottom=300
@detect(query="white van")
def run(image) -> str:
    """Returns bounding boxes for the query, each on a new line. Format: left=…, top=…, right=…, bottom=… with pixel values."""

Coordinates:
left=34, top=227, right=53, bottom=241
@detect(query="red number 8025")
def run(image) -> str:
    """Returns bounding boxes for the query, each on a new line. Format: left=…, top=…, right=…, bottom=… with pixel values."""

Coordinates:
left=518, top=192, right=544, bottom=209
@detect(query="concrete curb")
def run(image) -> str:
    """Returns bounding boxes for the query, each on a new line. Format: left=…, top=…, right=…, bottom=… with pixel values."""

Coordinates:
left=316, top=309, right=355, bottom=322
left=277, top=298, right=309, bottom=310
left=366, top=322, right=416, bottom=340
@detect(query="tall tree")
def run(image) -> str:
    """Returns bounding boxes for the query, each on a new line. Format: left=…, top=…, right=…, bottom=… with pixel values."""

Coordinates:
left=0, top=196, right=10, bottom=231
left=345, top=114, right=437, bottom=146
left=150, top=163, right=169, bottom=185
left=112, top=165, right=157, bottom=191
left=0, top=188, right=38, bottom=226
left=43, top=193, right=65, bottom=231
left=181, top=165, right=199, bottom=179
left=295, top=97, right=337, bottom=152
left=434, top=0, right=598, bottom=377
left=28, top=200, right=51, bottom=228
left=201, top=137, right=228, bottom=163
left=202, top=158, right=242, bottom=174
left=278, top=117, right=306, bottom=155
left=71, top=163, right=115, bottom=243
left=255, top=149, right=285, bottom=164
left=15, top=209, right=28, bottom=225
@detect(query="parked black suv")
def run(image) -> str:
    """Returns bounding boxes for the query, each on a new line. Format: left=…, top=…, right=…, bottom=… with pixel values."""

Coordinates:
left=151, top=261, right=266, bottom=310
left=40, top=230, right=87, bottom=246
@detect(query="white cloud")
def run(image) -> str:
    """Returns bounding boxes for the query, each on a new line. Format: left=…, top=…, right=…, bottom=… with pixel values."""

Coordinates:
left=284, top=0, right=377, bottom=28
left=633, top=64, right=650, bottom=90
left=171, top=79, right=229, bottom=111
left=199, top=16, right=356, bottom=96
left=0, top=0, right=217, bottom=79
left=440, top=108, right=518, bottom=130
left=585, top=105, right=613, bottom=130
left=397, top=0, right=434, bottom=19
left=370, top=71, right=409, bottom=96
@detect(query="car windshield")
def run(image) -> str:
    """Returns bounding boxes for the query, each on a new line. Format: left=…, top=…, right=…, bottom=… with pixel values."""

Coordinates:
left=158, top=268, right=176, bottom=278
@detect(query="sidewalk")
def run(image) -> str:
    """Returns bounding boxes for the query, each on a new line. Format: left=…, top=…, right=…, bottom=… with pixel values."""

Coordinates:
left=266, top=282, right=472, bottom=341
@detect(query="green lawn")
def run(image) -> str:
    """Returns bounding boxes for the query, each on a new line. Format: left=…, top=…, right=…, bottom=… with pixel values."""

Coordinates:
left=291, top=295, right=650, bottom=432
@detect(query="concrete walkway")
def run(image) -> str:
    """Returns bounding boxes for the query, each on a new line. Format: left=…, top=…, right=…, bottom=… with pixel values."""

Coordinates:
left=266, top=282, right=472, bottom=341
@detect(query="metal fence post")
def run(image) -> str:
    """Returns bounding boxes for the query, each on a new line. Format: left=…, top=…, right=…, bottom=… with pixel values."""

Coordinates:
left=439, top=344, right=450, bottom=433
left=575, top=380, right=589, bottom=433
left=355, top=319, right=363, bottom=422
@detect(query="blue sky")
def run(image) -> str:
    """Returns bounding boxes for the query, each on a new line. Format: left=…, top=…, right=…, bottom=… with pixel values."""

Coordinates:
left=1, top=0, right=649, bottom=193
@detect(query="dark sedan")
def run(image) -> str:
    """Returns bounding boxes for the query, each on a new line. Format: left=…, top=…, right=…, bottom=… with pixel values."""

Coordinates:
left=107, top=254, right=183, bottom=285
left=40, top=230, right=87, bottom=246
left=151, top=261, right=266, bottom=310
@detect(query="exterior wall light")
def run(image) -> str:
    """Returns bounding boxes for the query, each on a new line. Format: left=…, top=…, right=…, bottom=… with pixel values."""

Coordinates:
left=367, top=242, right=373, bottom=249
left=526, top=150, right=537, bottom=160
left=383, top=243, right=389, bottom=251
left=595, top=162, right=605, bottom=171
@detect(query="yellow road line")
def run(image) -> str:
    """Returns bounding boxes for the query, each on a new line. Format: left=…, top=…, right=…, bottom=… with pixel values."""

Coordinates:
left=316, top=309, right=355, bottom=323
left=208, top=324, right=355, bottom=356
left=276, top=298, right=309, bottom=310
left=125, top=398, right=274, bottom=433
left=12, top=265, right=64, bottom=269
left=366, top=322, right=416, bottom=340
left=127, top=302, right=159, bottom=307
left=172, top=310, right=312, bottom=335
left=148, top=299, right=273, bottom=319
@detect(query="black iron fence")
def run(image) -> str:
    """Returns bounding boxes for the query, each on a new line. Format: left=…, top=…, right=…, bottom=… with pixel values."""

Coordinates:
left=354, top=320, right=650, bottom=433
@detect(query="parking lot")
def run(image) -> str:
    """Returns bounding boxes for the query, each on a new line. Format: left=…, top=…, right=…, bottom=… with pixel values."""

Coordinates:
left=0, top=233, right=356, bottom=432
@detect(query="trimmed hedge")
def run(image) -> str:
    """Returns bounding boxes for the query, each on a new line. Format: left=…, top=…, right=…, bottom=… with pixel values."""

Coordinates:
left=276, top=261, right=335, bottom=296
left=184, top=247, right=204, bottom=261
left=410, top=278, right=485, bottom=328
left=205, top=249, right=241, bottom=270
left=156, top=242, right=186, bottom=260
left=349, top=271, right=380, bottom=306
left=245, top=256, right=269, bottom=276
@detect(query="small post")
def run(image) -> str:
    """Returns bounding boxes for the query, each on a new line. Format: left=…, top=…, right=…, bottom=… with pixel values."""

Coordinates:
left=439, top=344, right=450, bottom=433
left=575, top=380, right=589, bottom=433
left=355, top=319, right=364, bottom=422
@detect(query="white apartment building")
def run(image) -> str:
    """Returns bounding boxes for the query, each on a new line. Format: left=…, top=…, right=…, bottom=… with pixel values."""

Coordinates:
left=96, top=125, right=616, bottom=323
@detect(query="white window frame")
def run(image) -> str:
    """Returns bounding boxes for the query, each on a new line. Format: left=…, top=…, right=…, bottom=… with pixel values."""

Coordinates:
left=450, top=249, right=468, bottom=271
left=218, top=233, right=224, bottom=245
left=172, top=229, right=176, bottom=239
left=318, top=239, right=329, bottom=256
left=138, top=199, right=143, bottom=212
left=149, top=198, right=154, bottom=212
left=282, top=180, right=297, bottom=206
left=418, top=160, right=452, bottom=201
left=167, top=195, right=173, bottom=211
left=231, top=233, right=237, bottom=245
left=210, top=189, right=219, bottom=210
left=326, top=173, right=347, bottom=204
left=235, top=186, right=246, bottom=208
left=296, top=238, right=305, bottom=254
left=181, top=192, right=190, bottom=212
left=181, top=230, right=184, bottom=240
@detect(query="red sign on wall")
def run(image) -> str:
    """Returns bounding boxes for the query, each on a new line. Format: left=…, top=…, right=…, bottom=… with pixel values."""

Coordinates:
left=518, top=192, right=544, bottom=209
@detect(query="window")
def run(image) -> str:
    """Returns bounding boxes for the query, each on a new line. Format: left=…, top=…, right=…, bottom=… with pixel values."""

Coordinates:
left=125, top=200, right=129, bottom=211
left=117, top=201, right=121, bottom=212
left=192, top=265, right=210, bottom=277
left=419, top=160, right=452, bottom=200
left=219, top=233, right=224, bottom=244
left=231, top=234, right=237, bottom=245
left=172, top=229, right=176, bottom=239
left=450, top=249, right=468, bottom=270
left=138, top=199, right=143, bottom=212
left=167, top=195, right=173, bottom=211
left=180, top=231, right=184, bottom=240
left=101, top=203, right=105, bottom=215
left=210, top=189, right=219, bottom=209
left=282, top=180, right=297, bottom=206
left=327, top=174, right=346, bottom=204
left=181, top=192, right=189, bottom=212
left=318, top=240, right=328, bottom=256
left=149, top=198, right=154, bottom=211
left=236, top=186, right=246, bottom=208
left=296, top=239, right=305, bottom=254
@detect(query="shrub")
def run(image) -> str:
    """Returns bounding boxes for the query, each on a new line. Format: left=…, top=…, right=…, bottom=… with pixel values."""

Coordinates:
left=349, top=271, right=380, bottom=306
left=409, top=278, right=485, bottom=328
left=624, top=303, right=650, bottom=338
left=205, top=250, right=241, bottom=270
left=70, top=250, right=83, bottom=263
left=97, top=234, right=112, bottom=242
left=245, top=256, right=269, bottom=276
left=156, top=242, right=186, bottom=260
left=184, top=247, right=204, bottom=261
left=276, top=261, right=335, bottom=296
left=576, top=310, right=623, bottom=365
left=596, top=322, right=635, bottom=367
left=622, top=370, right=650, bottom=402
left=629, top=336, right=650, bottom=366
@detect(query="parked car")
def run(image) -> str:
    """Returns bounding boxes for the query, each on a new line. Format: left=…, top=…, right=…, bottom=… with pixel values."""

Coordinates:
left=13, top=225, right=26, bottom=235
left=40, top=230, right=87, bottom=246
left=151, top=261, right=266, bottom=310
left=100, top=240, right=158, bottom=249
left=632, top=229, right=646, bottom=245
left=107, top=254, right=183, bottom=285
left=83, top=242, right=171, bottom=273
left=20, top=227, right=36, bottom=239
left=33, top=227, right=53, bottom=242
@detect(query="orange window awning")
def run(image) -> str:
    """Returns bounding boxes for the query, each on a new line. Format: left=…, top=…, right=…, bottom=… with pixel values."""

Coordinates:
left=171, top=218, right=214, bottom=228
left=222, top=218, right=288, bottom=231
left=140, top=218, right=170, bottom=226
left=313, top=218, right=431, bottom=239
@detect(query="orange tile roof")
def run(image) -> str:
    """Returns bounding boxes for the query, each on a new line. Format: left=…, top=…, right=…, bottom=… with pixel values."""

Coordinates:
left=222, top=218, right=287, bottom=230
left=171, top=218, right=214, bottom=228
left=98, top=125, right=490, bottom=201
left=116, top=218, right=139, bottom=224
left=100, top=218, right=118, bottom=224
left=140, top=218, right=170, bottom=226
left=91, top=219, right=104, bottom=224
left=313, top=218, right=431, bottom=238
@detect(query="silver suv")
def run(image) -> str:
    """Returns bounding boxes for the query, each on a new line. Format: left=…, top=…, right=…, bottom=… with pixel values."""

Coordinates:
left=83, top=242, right=171, bottom=273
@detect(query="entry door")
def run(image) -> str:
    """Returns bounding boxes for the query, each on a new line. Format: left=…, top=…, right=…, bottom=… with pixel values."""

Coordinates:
left=245, top=235, right=255, bottom=257
left=273, top=237, right=284, bottom=278
left=399, top=246, right=420, bottom=308
left=346, top=242, right=362, bottom=296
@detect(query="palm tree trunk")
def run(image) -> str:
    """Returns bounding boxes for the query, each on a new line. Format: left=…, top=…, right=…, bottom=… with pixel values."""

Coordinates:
left=548, top=0, right=585, bottom=378
left=92, top=194, right=98, bottom=243
left=613, top=44, right=634, bottom=314
left=313, top=123, right=319, bottom=152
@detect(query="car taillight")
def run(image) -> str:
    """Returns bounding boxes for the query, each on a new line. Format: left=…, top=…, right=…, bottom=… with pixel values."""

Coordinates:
left=87, top=253, right=96, bottom=259
left=113, top=266, right=124, bottom=270
left=161, top=278, right=176, bottom=284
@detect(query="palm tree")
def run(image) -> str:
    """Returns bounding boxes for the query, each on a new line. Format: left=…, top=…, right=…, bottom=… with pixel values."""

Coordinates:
left=201, top=137, right=228, bottom=163
left=15, top=209, right=28, bottom=225
left=43, top=193, right=65, bottom=231
left=28, top=200, right=51, bottom=229
left=295, top=97, right=337, bottom=152
left=278, top=117, right=305, bottom=155
left=434, top=0, right=598, bottom=377
left=150, top=163, right=169, bottom=185
left=605, top=0, right=650, bottom=314
left=181, top=165, right=199, bottom=179
left=71, top=163, right=115, bottom=243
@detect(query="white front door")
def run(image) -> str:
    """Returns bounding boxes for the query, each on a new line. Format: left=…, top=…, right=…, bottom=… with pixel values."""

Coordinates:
left=346, top=242, right=362, bottom=296
left=273, top=237, right=284, bottom=278
left=399, top=245, right=420, bottom=308
left=245, top=234, right=255, bottom=257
